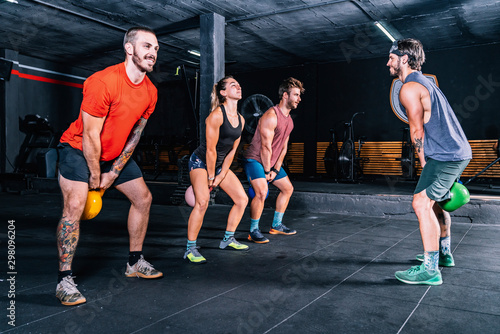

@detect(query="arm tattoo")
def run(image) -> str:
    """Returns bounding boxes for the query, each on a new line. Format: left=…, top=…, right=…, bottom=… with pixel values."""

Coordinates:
left=414, top=137, right=423, bottom=153
left=111, top=117, right=147, bottom=175
left=57, top=217, right=80, bottom=269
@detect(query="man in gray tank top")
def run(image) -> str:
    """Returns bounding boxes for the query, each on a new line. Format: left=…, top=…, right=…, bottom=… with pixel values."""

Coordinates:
left=387, top=39, right=472, bottom=285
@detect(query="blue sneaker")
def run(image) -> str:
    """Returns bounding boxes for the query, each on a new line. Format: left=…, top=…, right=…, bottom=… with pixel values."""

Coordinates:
left=269, top=224, right=296, bottom=235
left=248, top=229, right=269, bottom=244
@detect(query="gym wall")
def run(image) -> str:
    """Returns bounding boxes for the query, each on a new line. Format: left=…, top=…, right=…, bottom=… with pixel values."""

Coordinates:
left=0, top=49, right=91, bottom=173
left=235, top=42, right=500, bottom=145
left=234, top=42, right=500, bottom=176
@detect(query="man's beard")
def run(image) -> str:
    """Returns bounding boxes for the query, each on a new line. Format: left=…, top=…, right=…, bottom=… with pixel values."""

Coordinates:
left=389, top=60, right=401, bottom=77
left=287, top=99, right=298, bottom=110
left=132, top=50, right=154, bottom=73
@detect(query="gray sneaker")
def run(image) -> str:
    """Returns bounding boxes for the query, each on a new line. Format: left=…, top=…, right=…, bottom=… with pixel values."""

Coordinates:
left=125, top=255, right=163, bottom=278
left=56, top=276, right=86, bottom=306
left=184, top=246, right=207, bottom=264
left=219, top=236, right=249, bottom=251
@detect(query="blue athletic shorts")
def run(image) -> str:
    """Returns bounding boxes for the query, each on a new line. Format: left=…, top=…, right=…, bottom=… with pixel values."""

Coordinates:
left=57, top=143, right=143, bottom=186
left=243, top=158, right=287, bottom=182
left=414, top=158, right=470, bottom=202
left=188, top=153, right=222, bottom=175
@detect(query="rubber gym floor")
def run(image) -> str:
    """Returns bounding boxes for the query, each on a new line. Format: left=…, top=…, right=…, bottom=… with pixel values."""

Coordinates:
left=1, top=178, right=500, bottom=334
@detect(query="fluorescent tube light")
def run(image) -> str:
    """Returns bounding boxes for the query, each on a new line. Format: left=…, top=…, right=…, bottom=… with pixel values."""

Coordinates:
left=374, top=21, right=395, bottom=42
left=187, top=50, right=201, bottom=57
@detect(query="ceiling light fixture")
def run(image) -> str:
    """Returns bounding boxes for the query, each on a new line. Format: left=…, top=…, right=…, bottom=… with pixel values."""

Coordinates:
left=187, top=50, right=201, bottom=57
left=4, top=0, right=19, bottom=3
left=180, top=59, right=200, bottom=66
left=374, top=21, right=395, bottom=42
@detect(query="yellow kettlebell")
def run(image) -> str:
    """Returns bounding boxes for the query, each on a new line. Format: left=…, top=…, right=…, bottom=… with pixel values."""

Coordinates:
left=81, top=189, right=105, bottom=221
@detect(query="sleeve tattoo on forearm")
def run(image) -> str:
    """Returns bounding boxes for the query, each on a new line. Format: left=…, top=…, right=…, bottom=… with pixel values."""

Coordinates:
left=111, top=118, right=147, bottom=175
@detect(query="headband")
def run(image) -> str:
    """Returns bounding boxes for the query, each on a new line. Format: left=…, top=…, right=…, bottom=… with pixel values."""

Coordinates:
left=389, top=41, right=404, bottom=56
left=389, top=40, right=416, bottom=62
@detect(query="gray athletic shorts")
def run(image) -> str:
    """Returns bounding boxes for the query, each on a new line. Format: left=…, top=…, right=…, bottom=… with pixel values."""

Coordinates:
left=57, top=143, right=143, bottom=186
left=414, top=158, right=470, bottom=202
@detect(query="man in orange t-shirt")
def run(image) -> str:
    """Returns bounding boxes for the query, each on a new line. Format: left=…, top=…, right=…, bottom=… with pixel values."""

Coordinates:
left=55, top=27, right=163, bottom=306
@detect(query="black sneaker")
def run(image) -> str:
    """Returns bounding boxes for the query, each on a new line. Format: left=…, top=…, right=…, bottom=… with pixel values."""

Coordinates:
left=248, top=229, right=269, bottom=243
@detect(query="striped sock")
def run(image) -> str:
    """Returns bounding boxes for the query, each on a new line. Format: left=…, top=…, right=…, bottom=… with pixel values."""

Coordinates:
left=187, top=239, right=196, bottom=251
left=424, top=251, right=439, bottom=272
left=223, top=231, right=234, bottom=242
left=272, top=211, right=284, bottom=228
left=250, top=218, right=260, bottom=232
left=440, top=236, right=451, bottom=255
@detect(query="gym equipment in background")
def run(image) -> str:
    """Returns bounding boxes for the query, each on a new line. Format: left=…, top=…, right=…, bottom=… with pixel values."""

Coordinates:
left=15, top=114, right=59, bottom=175
left=337, top=112, right=366, bottom=182
left=323, top=128, right=339, bottom=179
left=397, top=127, right=416, bottom=179
left=240, top=94, right=274, bottom=135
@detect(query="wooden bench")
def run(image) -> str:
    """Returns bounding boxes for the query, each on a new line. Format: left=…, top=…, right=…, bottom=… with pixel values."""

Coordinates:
left=462, top=140, right=500, bottom=178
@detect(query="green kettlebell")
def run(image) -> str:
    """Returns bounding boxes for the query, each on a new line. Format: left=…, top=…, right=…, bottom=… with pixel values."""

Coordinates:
left=438, top=182, right=470, bottom=212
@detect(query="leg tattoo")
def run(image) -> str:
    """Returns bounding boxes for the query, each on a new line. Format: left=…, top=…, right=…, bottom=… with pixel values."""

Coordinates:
left=57, top=217, right=80, bottom=270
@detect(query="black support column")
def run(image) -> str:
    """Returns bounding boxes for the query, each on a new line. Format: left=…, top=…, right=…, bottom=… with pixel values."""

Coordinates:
left=1, top=49, right=19, bottom=173
left=199, top=13, right=225, bottom=142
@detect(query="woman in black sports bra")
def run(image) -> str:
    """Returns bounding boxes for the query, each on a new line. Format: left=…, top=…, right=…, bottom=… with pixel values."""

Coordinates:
left=184, top=75, right=249, bottom=264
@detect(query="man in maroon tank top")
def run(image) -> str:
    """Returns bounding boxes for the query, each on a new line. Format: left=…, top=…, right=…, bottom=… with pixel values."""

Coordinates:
left=243, top=78, right=305, bottom=243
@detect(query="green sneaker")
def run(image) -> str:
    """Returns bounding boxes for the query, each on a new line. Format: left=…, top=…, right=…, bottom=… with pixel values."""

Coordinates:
left=219, top=236, right=249, bottom=251
left=184, top=247, right=207, bottom=264
left=395, top=264, right=443, bottom=285
left=416, top=252, right=455, bottom=267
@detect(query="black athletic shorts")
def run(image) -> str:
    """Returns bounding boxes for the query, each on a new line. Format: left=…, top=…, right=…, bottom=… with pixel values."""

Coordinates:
left=57, top=143, right=143, bottom=186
